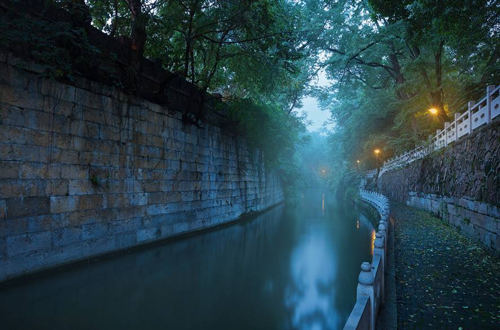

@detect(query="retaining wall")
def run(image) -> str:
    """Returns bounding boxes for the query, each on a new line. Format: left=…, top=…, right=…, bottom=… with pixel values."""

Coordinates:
left=0, top=53, right=284, bottom=281
left=378, top=119, right=500, bottom=252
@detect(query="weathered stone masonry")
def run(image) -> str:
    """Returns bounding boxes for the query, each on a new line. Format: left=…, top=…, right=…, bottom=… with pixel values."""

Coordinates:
left=0, top=53, right=284, bottom=281
left=378, top=119, right=500, bottom=252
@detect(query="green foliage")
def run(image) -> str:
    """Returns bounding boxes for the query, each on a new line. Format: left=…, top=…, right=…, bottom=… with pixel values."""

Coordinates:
left=0, top=10, right=101, bottom=81
left=87, top=0, right=318, bottom=111
left=316, top=0, right=499, bottom=191
left=226, top=98, right=306, bottom=165
left=90, top=175, right=100, bottom=186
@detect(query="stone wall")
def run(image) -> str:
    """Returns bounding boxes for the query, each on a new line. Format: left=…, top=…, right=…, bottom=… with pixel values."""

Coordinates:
left=378, top=119, right=500, bottom=252
left=0, top=53, right=284, bottom=281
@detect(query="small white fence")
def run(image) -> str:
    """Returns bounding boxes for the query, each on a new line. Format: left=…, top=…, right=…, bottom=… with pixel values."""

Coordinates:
left=379, top=84, right=500, bottom=177
left=344, top=190, right=390, bottom=330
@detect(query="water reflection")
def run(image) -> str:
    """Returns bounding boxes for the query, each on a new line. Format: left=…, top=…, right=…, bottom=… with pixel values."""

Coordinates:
left=321, top=194, right=325, bottom=216
left=0, top=189, right=375, bottom=330
left=285, top=225, right=338, bottom=329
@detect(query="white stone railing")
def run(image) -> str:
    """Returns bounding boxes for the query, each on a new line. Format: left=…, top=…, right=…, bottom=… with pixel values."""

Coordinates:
left=344, top=189, right=390, bottom=330
left=365, top=169, right=377, bottom=180
left=379, top=84, right=500, bottom=177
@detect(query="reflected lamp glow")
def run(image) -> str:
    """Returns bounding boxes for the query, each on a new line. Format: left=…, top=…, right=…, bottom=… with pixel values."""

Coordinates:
left=374, top=149, right=381, bottom=155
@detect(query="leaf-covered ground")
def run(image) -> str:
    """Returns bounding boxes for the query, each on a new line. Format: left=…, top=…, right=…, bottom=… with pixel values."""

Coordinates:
left=392, top=202, right=500, bottom=330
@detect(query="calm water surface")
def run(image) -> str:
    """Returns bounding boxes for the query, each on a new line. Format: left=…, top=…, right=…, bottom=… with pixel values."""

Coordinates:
left=0, top=189, right=375, bottom=330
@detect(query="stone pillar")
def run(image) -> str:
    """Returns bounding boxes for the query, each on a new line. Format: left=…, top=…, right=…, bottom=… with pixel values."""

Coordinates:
left=357, top=262, right=375, bottom=330
left=468, top=101, right=475, bottom=134
left=487, top=85, right=495, bottom=123
left=374, top=233, right=385, bottom=307
left=444, top=122, right=450, bottom=145
left=378, top=223, right=387, bottom=253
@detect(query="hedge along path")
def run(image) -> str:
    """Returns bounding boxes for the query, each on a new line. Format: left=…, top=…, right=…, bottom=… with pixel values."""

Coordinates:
left=391, top=202, right=500, bottom=330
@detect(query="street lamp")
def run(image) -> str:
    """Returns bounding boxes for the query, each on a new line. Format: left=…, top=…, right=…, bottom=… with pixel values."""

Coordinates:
left=374, top=149, right=381, bottom=155
left=428, top=108, right=438, bottom=115
left=356, top=160, right=360, bottom=164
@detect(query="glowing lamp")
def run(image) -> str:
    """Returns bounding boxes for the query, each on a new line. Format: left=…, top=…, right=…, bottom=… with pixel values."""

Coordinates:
left=428, top=108, right=438, bottom=115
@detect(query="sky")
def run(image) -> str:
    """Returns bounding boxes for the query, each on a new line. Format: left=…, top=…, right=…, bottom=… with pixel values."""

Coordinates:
left=298, top=70, right=334, bottom=133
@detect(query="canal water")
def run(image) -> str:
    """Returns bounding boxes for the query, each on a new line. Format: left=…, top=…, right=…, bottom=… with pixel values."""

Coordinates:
left=0, top=189, right=375, bottom=330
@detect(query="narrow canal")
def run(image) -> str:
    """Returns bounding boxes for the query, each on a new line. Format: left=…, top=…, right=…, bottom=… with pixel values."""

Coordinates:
left=0, top=189, right=375, bottom=330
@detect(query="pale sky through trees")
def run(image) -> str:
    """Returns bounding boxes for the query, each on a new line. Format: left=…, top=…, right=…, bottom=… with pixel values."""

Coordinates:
left=301, top=70, right=333, bottom=132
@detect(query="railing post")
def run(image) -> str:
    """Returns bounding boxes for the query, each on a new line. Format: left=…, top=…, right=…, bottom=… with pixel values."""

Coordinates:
left=373, top=233, right=385, bottom=308
left=454, top=113, right=460, bottom=139
left=378, top=223, right=387, bottom=253
left=357, top=262, right=375, bottom=330
left=487, top=85, right=495, bottom=123
left=444, top=122, right=450, bottom=146
left=468, top=101, right=475, bottom=134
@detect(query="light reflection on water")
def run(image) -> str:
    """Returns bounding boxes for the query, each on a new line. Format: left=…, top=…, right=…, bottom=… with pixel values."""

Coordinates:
left=285, top=224, right=338, bottom=329
left=0, top=189, right=375, bottom=330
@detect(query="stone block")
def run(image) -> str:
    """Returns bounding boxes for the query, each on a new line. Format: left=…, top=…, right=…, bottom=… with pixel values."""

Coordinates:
left=488, top=204, right=500, bottom=218
left=6, top=196, right=50, bottom=218
left=20, top=162, right=60, bottom=179
left=115, top=232, right=137, bottom=249
left=52, top=148, right=80, bottom=165
left=106, top=194, right=131, bottom=209
left=52, top=227, right=81, bottom=247
left=0, top=125, right=25, bottom=144
left=137, top=228, right=159, bottom=242
left=0, top=217, right=28, bottom=237
left=1, top=249, right=47, bottom=280
left=45, top=241, right=90, bottom=267
left=68, top=180, right=96, bottom=196
left=89, top=236, right=116, bottom=255
left=0, top=179, right=45, bottom=199
left=130, top=193, right=148, bottom=206
left=446, top=203, right=458, bottom=216
left=480, top=215, right=499, bottom=232
left=474, top=201, right=489, bottom=215
left=61, top=165, right=89, bottom=180
left=110, top=218, right=142, bottom=234
left=0, top=200, right=5, bottom=219
left=0, top=161, right=20, bottom=179
left=45, top=179, right=69, bottom=196
left=458, top=198, right=475, bottom=211
left=50, top=196, right=77, bottom=213
left=6, top=231, right=51, bottom=257
left=173, top=222, right=189, bottom=234
left=0, top=237, right=6, bottom=261
left=82, top=222, right=109, bottom=240
left=77, top=195, right=103, bottom=210
left=1, top=106, right=25, bottom=128
left=62, top=209, right=98, bottom=228
left=160, top=224, right=174, bottom=237
left=27, top=214, right=54, bottom=233
left=492, top=234, right=500, bottom=251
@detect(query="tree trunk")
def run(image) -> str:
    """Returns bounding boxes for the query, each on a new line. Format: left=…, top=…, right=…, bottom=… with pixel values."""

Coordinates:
left=126, top=0, right=147, bottom=65
left=432, top=40, right=449, bottom=124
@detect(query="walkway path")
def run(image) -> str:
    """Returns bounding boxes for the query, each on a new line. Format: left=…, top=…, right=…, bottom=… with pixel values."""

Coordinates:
left=392, top=202, right=500, bottom=329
